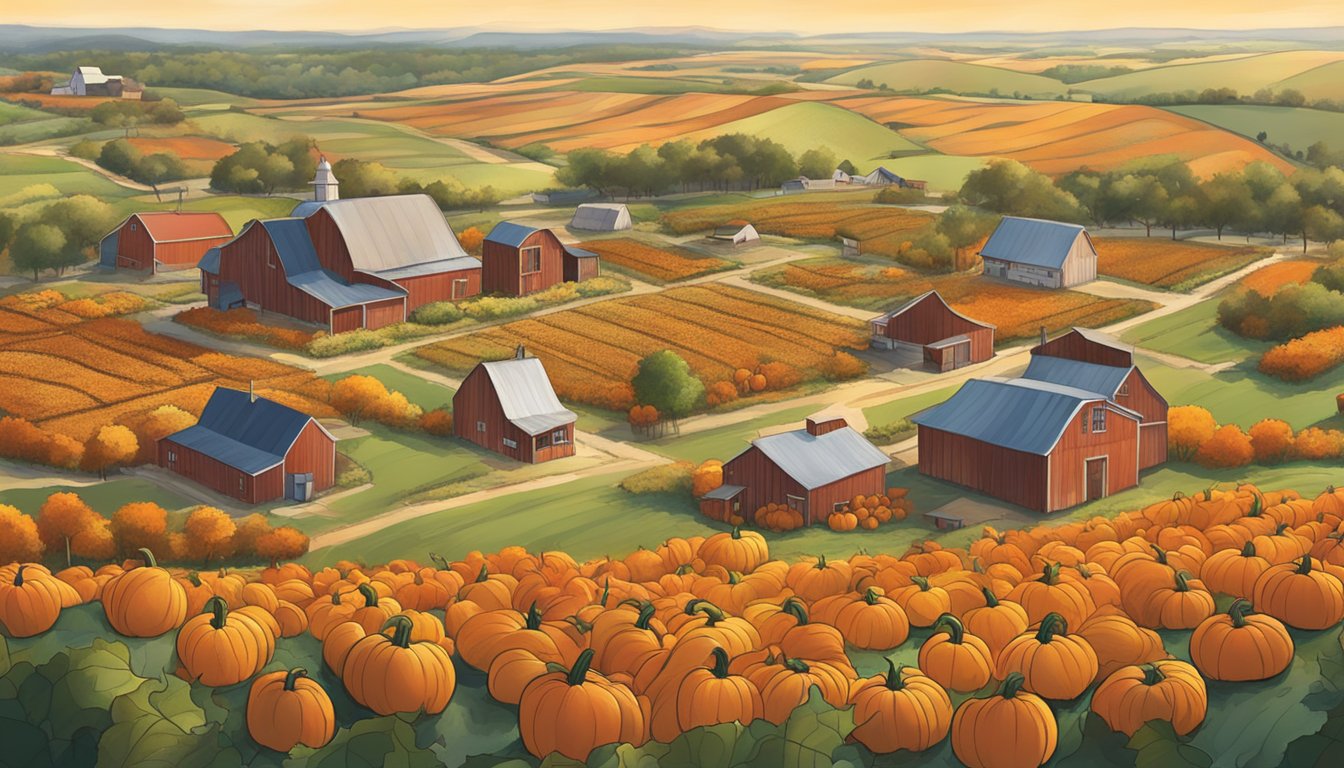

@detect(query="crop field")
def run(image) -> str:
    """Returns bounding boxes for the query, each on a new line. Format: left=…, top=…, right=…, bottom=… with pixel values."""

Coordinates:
left=752, top=256, right=1157, bottom=341
left=1168, top=105, right=1344, bottom=153
left=1236, top=258, right=1321, bottom=295
left=682, top=101, right=925, bottom=163
left=826, top=59, right=1070, bottom=98
left=414, top=283, right=869, bottom=410
left=661, top=198, right=932, bottom=257
left=1094, top=237, right=1271, bottom=291
left=0, top=154, right=133, bottom=206
left=574, top=238, right=734, bottom=282
left=0, top=290, right=334, bottom=441
left=124, top=136, right=236, bottom=161
left=1076, top=50, right=1344, bottom=101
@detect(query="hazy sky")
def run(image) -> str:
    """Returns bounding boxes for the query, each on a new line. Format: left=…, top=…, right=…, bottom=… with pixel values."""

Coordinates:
left=13, top=0, right=1344, bottom=34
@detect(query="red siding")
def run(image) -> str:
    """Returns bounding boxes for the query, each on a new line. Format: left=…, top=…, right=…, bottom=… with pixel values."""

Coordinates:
left=159, top=419, right=334, bottom=505
left=1140, top=423, right=1168, bottom=470
left=917, top=427, right=1051, bottom=512
left=394, top=267, right=482, bottom=310
left=282, top=420, right=336, bottom=494
left=482, top=230, right=566, bottom=296
left=304, top=209, right=358, bottom=280
left=364, top=298, right=407, bottom=330
left=152, top=236, right=233, bottom=271
left=1034, top=332, right=1133, bottom=367
left=1115, top=367, right=1168, bottom=470
left=564, top=254, right=600, bottom=283
left=331, top=306, right=362, bottom=334
left=721, top=446, right=886, bottom=525
left=452, top=366, right=576, bottom=464
left=114, top=218, right=156, bottom=270
left=1048, top=405, right=1140, bottom=510
left=217, top=223, right=333, bottom=325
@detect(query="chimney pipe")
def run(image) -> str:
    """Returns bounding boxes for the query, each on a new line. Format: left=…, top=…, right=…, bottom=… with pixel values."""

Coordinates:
left=249, top=380, right=256, bottom=403
left=515, top=344, right=526, bottom=360
left=1039, top=325, right=1048, bottom=348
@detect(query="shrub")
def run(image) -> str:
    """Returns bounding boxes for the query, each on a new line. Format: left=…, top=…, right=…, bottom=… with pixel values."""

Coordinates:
left=330, top=375, right=423, bottom=429
left=458, top=226, right=485, bottom=254
left=705, top=380, right=739, bottom=407
left=822, top=351, right=867, bottom=381
left=1194, top=424, right=1254, bottom=468
left=183, top=506, right=236, bottom=564
left=419, top=408, right=454, bottom=436
left=690, top=460, right=723, bottom=498
left=336, top=463, right=372, bottom=488
left=864, top=419, right=915, bottom=445
left=410, top=301, right=464, bottom=326
left=575, top=276, right=631, bottom=298
left=177, top=307, right=314, bottom=350
left=1259, top=326, right=1344, bottom=382
left=760, top=361, right=803, bottom=390
left=110, top=501, right=169, bottom=556
left=1248, top=419, right=1295, bottom=464
left=0, top=416, right=83, bottom=469
left=1294, top=428, right=1344, bottom=460
left=1168, top=406, right=1218, bottom=461
left=461, top=296, right=538, bottom=321
left=619, top=462, right=693, bottom=494
left=306, top=329, right=384, bottom=358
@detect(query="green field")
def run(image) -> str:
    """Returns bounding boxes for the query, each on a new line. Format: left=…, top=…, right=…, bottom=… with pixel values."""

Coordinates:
left=550, top=76, right=745, bottom=94
left=1139, top=352, right=1341, bottom=431
left=1121, top=299, right=1270, bottom=365
left=1169, top=104, right=1344, bottom=151
left=876, top=153, right=987, bottom=191
left=151, top=86, right=259, bottom=109
left=687, top=101, right=924, bottom=164
left=827, top=59, right=1068, bottom=97
left=0, top=154, right=133, bottom=206
left=0, top=101, right=52, bottom=126
left=862, top=384, right=961, bottom=432
left=323, top=363, right=455, bottom=411
left=1078, top=50, right=1344, bottom=99
left=0, top=477, right=197, bottom=517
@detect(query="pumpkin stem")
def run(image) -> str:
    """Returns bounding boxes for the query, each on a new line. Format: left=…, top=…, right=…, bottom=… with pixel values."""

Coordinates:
left=931, top=613, right=965, bottom=644
left=634, top=602, right=656, bottom=630
left=782, top=598, right=809, bottom=626
left=695, top=601, right=728, bottom=626
left=731, top=526, right=742, bottom=540
left=137, top=547, right=158, bottom=568
left=283, top=668, right=308, bottom=691
left=1075, top=564, right=1092, bottom=579
left=1274, top=522, right=1289, bottom=535
left=910, top=575, right=930, bottom=591
left=682, top=597, right=706, bottom=616
left=356, top=582, right=380, bottom=607
left=205, top=596, right=229, bottom=630
left=1172, top=491, right=1187, bottom=501
left=1035, top=612, right=1067, bottom=643
left=675, top=563, right=694, bottom=576
left=1173, top=570, right=1193, bottom=592
left=784, top=657, right=811, bottom=673
left=1140, top=663, right=1165, bottom=686
left=1297, top=556, right=1313, bottom=575
left=1037, top=562, right=1060, bottom=585
left=381, top=615, right=414, bottom=648
left=863, top=586, right=884, bottom=605
left=999, top=672, right=1027, bottom=699
left=475, top=564, right=489, bottom=583
left=599, top=579, right=610, bottom=607
left=565, top=648, right=595, bottom=685
left=1240, top=541, right=1257, bottom=557
left=525, top=602, right=542, bottom=630
left=883, top=658, right=907, bottom=691
left=187, top=571, right=202, bottom=587
left=1228, top=598, right=1253, bottom=628
left=428, top=552, right=449, bottom=569
left=728, top=572, right=742, bottom=585
left=12, top=565, right=25, bottom=587
left=981, top=586, right=999, bottom=607
left=710, top=647, right=731, bottom=679
left=815, top=555, right=828, bottom=570
left=1149, top=544, right=1168, bottom=564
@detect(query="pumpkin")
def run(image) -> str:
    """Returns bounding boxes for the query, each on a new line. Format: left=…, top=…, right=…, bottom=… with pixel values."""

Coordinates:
left=306, top=590, right=358, bottom=640
left=962, top=587, right=1030, bottom=660
left=0, top=565, right=65, bottom=637
left=489, top=648, right=555, bottom=705
left=1063, top=564, right=1121, bottom=608
left=996, top=612, right=1098, bottom=700
left=1076, top=607, right=1167, bottom=682
left=55, top=566, right=101, bottom=604
left=849, top=660, right=952, bottom=754
left=1252, top=556, right=1344, bottom=630
left=1091, top=660, right=1207, bottom=737
left=177, top=596, right=275, bottom=686
left=757, top=656, right=852, bottom=723
left=785, top=556, right=852, bottom=602
left=519, top=648, right=648, bottom=760
left=1189, top=599, right=1293, bottom=681
left=273, top=600, right=309, bottom=638
left=341, top=615, right=456, bottom=715
left=674, top=646, right=762, bottom=731
left=590, top=601, right=669, bottom=674
left=241, top=582, right=279, bottom=613
left=321, top=620, right=367, bottom=675
left=349, top=583, right=402, bottom=633
left=918, top=613, right=994, bottom=693
left=827, top=587, right=910, bottom=650
left=394, top=571, right=453, bottom=611
left=891, top=575, right=952, bottom=627
left=457, top=603, right=582, bottom=672
left=246, top=668, right=336, bottom=752
left=1200, top=542, right=1269, bottom=598
left=951, top=673, right=1057, bottom=768
left=1131, top=570, right=1214, bottom=630
left=102, top=548, right=188, bottom=638
left=1005, top=562, right=1095, bottom=628
left=699, top=527, right=769, bottom=574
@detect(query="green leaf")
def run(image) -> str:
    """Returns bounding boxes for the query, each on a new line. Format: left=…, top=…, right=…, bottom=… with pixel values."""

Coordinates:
left=0, top=635, right=10, bottom=677
left=284, top=714, right=439, bottom=768
left=586, top=742, right=666, bottom=768
left=1283, top=683, right=1344, bottom=767
left=1051, top=713, right=1135, bottom=767
left=1128, top=722, right=1212, bottom=768
left=0, top=715, right=54, bottom=768
left=781, top=688, right=855, bottom=768
left=96, top=675, right=236, bottom=768
left=659, top=722, right=743, bottom=768
left=418, top=675, right=527, bottom=768
left=43, top=639, right=145, bottom=746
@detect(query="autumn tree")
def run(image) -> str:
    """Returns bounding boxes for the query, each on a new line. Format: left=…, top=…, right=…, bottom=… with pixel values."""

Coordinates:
left=330, top=375, right=403, bottom=424
left=110, top=501, right=169, bottom=556
left=1294, top=427, right=1344, bottom=460
left=1248, top=419, right=1295, bottom=464
left=1195, top=425, right=1255, bottom=468
left=628, top=404, right=662, bottom=437
left=1168, top=405, right=1218, bottom=461
left=184, top=506, right=237, bottom=565
left=232, top=513, right=273, bottom=558
left=0, top=504, right=44, bottom=564
left=691, top=460, right=724, bottom=498
left=37, top=492, right=99, bottom=567
left=81, top=424, right=139, bottom=480
left=418, top=408, right=453, bottom=436
left=133, top=405, right=197, bottom=463
left=254, top=526, right=311, bottom=567
left=458, top=226, right=485, bottom=254
left=71, top=518, right=116, bottom=561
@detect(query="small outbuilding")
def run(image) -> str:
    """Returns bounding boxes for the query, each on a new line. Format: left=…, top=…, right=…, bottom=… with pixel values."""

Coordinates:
left=981, top=216, right=1097, bottom=289
left=99, top=212, right=234, bottom=273
left=159, top=386, right=336, bottom=505
left=563, top=245, right=601, bottom=283
left=708, top=417, right=890, bottom=525
left=482, top=221, right=600, bottom=296
left=710, top=222, right=760, bottom=246
left=870, top=290, right=995, bottom=372
left=453, top=348, right=577, bottom=464
left=570, top=203, right=632, bottom=232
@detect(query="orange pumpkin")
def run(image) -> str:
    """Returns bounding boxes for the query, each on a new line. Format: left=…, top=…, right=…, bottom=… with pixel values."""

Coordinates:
left=785, top=556, right=852, bottom=602
left=849, top=660, right=952, bottom=754
left=1189, top=599, right=1293, bottom=681
left=996, top=612, right=1098, bottom=700
left=951, top=673, right=1057, bottom=768
left=102, top=548, right=188, bottom=638
left=918, top=613, right=994, bottom=693
left=1201, top=542, right=1269, bottom=598
left=273, top=600, right=309, bottom=638
left=1130, top=570, right=1214, bottom=630
left=699, top=527, right=769, bottom=574
left=349, top=583, right=402, bottom=634
left=341, top=615, right=456, bottom=715
left=177, top=596, right=275, bottom=686
left=1090, top=660, right=1207, bottom=737
left=1076, top=607, right=1167, bottom=682
left=891, top=575, right=952, bottom=628
left=827, top=587, right=910, bottom=650
left=674, top=646, right=762, bottom=731
left=489, top=648, right=555, bottom=705
left=1252, top=556, right=1344, bottom=630
left=321, top=620, right=367, bottom=676
left=0, top=565, right=64, bottom=637
left=519, top=648, right=648, bottom=760
left=246, top=668, right=335, bottom=752
left=962, top=587, right=1029, bottom=660
left=1005, top=562, right=1095, bottom=628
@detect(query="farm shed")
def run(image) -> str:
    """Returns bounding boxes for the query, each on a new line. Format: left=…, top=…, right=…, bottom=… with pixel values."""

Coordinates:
left=99, top=212, right=233, bottom=273
left=782, top=177, right=837, bottom=193
left=51, top=66, right=140, bottom=97
left=569, top=204, right=632, bottom=232
left=714, top=417, right=890, bottom=526
left=911, top=377, right=1142, bottom=513
left=483, top=221, right=598, bottom=296
left=159, top=386, right=336, bottom=505
left=869, top=290, right=994, bottom=372
left=1027, top=327, right=1168, bottom=469
left=980, top=217, right=1097, bottom=289
left=453, top=348, right=577, bottom=464
left=710, top=222, right=760, bottom=246
left=856, top=166, right=926, bottom=190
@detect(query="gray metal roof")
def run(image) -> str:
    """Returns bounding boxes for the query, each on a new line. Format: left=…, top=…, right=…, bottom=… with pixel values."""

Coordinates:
left=165, top=387, right=332, bottom=475
left=564, top=246, right=599, bottom=259
left=198, top=246, right=221, bottom=275
left=980, top=217, right=1088, bottom=270
left=702, top=484, right=746, bottom=501
left=1022, top=356, right=1132, bottom=397
left=863, top=167, right=904, bottom=185
left=1069, top=326, right=1133, bottom=353
left=257, top=219, right=406, bottom=309
left=480, top=357, right=576, bottom=436
left=570, top=204, right=631, bottom=231
left=298, top=195, right=473, bottom=276
left=752, top=426, right=889, bottom=490
left=911, top=377, right=1135, bottom=455
left=485, top=221, right=539, bottom=248
left=926, top=334, right=971, bottom=350
left=290, top=201, right=322, bottom=219
left=374, top=257, right=481, bottom=281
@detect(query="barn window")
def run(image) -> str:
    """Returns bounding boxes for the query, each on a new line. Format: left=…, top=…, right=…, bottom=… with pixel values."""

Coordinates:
left=786, top=495, right=804, bottom=511
left=834, top=501, right=848, bottom=512
left=452, top=279, right=469, bottom=300
left=1092, top=407, right=1107, bottom=432
left=551, top=429, right=569, bottom=445
left=238, top=477, right=245, bottom=492
left=130, top=222, right=138, bottom=232
left=536, top=433, right=551, bottom=449
left=476, top=421, right=486, bottom=433
left=167, top=450, right=176, bottom=463
left=1118, top=384, right=1129, bottom=397
left=520, top=246, right=542, bottom=274
left=503, top=438, right=518, bottom=449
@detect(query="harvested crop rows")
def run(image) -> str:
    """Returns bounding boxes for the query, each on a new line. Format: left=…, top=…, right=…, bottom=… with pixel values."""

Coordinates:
left=1236, top=258, right=1321, bottom=295
left=577, top=238, right=734, bottom=282
left=415, top=284, right=868, bottom=410
left=663, top=200, right=931, bottom=259
left=1094, top=238, right=1270, bottom=291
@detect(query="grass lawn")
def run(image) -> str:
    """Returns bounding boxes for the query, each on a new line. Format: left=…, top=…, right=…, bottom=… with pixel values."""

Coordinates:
left=1138, top=352, right=1342, bottom=430
left=0, top=155, right=133, bottom=205
left=323, top=363, right=454, bottom=411
left=643, top=404, right=820, bottom=463
left=1121, top=299, right=1270, bottom=365
left=0, top=477, right=198, bottom=517
left=862, top=384, right=961, bottom=431
left=687, top=101, right=923, bottom=164
left=1169, top=104, right=1344, bottom=151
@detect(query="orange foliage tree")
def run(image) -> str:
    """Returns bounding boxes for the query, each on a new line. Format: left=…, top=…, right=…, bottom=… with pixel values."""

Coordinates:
left=458, top=226, right=485, bottom=255
left=0, top=505, right=44, bottom=564
left=232, top=513, right=273, bottom=558
left=133, top=405, right=197, bottom=463
left=36, top=492, right=99, bottom=566
left=254, top=526, right=311, bottom=566
left=705, top=381, right=738, bottom=407
left=419, top=408, right=454, bottom=436
left=1168, top=405, right=1218, bottom=461
left=110, top=501, right=169, bottom=556
left=330, top=375, right=423, bottom=428
left=80, top=424, right=139, bottom=480
left=1294, top=428, right=1344, bottom=460
left=184, top=506, right=237, bottom=565
left=1194, top=425, right=1255, bottom=468
left=71, top=518, right=116, bottom=561
left=0, top=416, right=83, bottom=469
left=1248, top=419, right=1295, bottom=464
left=628, top=404, right=662, bottom=437
left=691, top=459, right=724, bottom=498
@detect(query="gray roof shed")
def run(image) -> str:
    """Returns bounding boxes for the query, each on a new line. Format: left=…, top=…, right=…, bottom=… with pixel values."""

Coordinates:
left=753, top=427, right=889, bottom=490
left=481, top=357, right=577, bottom=436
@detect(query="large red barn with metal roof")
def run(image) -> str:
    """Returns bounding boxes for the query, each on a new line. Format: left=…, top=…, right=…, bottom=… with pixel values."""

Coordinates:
left=99, top=212, right=233, bottom=273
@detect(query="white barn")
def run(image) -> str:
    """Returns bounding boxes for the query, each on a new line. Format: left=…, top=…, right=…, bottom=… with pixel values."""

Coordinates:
left=710, top=222, right=759, bottom=245
left=51, top=66, right=137, bottom=97
left=980, top=217, right=1098, bottom=289
left=570, top=203, right=632, bottom=232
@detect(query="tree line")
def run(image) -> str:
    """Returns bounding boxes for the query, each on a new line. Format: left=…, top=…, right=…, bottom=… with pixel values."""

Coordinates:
left=71, top=138, right=191, bottom=201
left=0, top=196, right=118, bottom=280
left=556, top=134, right=849, bottom=196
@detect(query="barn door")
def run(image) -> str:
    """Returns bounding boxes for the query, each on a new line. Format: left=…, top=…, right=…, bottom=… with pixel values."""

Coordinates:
left=1085, top=458, right=1107, bottom=501
left=954, top=340, right=971, bottom=367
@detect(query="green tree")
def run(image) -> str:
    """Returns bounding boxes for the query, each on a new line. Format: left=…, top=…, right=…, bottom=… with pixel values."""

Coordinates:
left=10, top=223, right=66, bottom=281
left=1303, top=205, right=1344, bottom=253
left=935, top=205, right=998, bottom=269
left=1198, top=173, right=1255, bottom=239
left=97, top=139, right=140, bottom=177
left=958, top=159, right=1083, bottom=221
left=333, top=158, right=400, bottom=197
left=632, top=350, right=705, bottom=420
left=798, top=147, right=838, bottom=180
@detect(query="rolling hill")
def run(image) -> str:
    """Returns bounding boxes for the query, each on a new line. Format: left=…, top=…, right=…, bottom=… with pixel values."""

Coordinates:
left=1077, top=50, right=1344, bottom=99
left=683, top=101, right=924, bottom=164
left=826, top=59, right=1069, bottom=98
left=1168, top=105, right=1344, bottom=152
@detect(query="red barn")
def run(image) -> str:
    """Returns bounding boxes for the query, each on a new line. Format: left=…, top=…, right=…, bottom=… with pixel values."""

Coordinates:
left=453, top=349, right=577, bottom=463
left=99, top=212, right=233, bottom=273
left=159, top=386, right=336, bottom=505
left=704, top=418, right=890, bottom=525
left=1027, top=327, right=1168, bottom=469
left=203, top=194, right=481, bottom=331
left=482, top=221, right=599, bottom=296
left=912, top=377, right=1142, bottom=513
left=870, top=291, right=995, bottom=372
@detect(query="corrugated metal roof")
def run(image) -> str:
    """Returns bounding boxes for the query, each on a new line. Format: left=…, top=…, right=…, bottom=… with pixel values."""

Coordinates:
left=564, top=246, right=599, bottom=259
left=980, top=217, right=1087, bottom=270
left=753, top=427, right=889, bottom=490
left=570, top=204, right=631, bottom=231
left=290, top=201, right=322, bottom=219
left=863, top=167, right=904, bottom=185
left=288, top=270, right=405, bottom=309
left=375, top=257, right=481, bottom=281
left=911, top=377, right=1135, bottom=455
left=134, top=212, right=232, bottom=243
left=301, top=195, right=473, bottom=275
left=166, top=387, right=330, bottom=475
left=1070, top=326, right=1133, bottom=353
left=485, top=221, right=539, bottom=248
left=480, top=357, right=576, bottom=436
left=1022, top=356, right=1132, bottom=397
left=198, top=247, right=221, bottom=275
left=702, top=484, right=745, bottom=501
left=261, top=219, right=321, bottom=275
